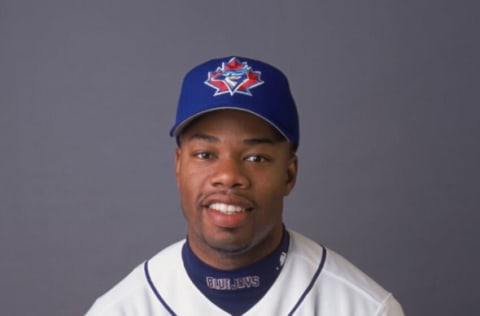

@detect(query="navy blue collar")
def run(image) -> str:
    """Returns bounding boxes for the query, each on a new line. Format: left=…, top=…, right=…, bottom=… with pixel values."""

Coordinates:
left=182, top=228, right=290, bottom=315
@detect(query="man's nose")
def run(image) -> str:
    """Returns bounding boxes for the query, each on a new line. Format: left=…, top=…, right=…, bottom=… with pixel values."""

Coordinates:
left=210, top=157, right=249, bottom=189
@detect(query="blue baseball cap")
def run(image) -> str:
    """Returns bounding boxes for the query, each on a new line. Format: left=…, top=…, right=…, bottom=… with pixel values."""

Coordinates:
left=170, top=56, right=299, bottom=149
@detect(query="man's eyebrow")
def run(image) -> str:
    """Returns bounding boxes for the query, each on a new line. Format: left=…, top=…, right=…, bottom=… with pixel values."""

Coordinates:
left=243, top=137, right=282, bottom=146
left=186, top=133, right=219, bottom=143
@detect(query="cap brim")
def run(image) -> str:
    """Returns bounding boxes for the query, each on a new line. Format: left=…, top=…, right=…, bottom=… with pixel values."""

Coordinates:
left=169, top=106, right=291, bottom=143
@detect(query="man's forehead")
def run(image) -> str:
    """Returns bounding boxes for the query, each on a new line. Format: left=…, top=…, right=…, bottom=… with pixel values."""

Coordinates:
left=182, top=132, right=281, bottom=146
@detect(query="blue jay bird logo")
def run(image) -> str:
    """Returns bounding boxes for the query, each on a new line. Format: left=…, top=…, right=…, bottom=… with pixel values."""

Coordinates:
left=205, top=57, right=264, bottom=96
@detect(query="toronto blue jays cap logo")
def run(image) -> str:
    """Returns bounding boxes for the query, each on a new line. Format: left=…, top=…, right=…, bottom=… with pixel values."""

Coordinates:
left=204, top=57, right=264, bottom=96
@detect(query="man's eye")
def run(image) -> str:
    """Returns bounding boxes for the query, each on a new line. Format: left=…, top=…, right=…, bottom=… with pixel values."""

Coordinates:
left=195, top=152, right=212, bottom=160
left=245, top=155, right=268, bottom=163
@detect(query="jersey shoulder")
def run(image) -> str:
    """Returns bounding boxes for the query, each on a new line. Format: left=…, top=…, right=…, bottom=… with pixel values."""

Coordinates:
left=288, top=230, right=404, bottom=315
left=85, top=240, right=185, bottom=316
left=323, top=247, right=390, bottom=302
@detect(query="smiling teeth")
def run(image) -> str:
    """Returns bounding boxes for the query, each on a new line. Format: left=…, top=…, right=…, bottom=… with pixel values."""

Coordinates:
left=209, top=203, right=245, bottom=214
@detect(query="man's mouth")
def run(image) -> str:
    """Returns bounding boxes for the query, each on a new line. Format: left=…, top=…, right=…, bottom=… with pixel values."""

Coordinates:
left=208, top=203, right=246, bottom=214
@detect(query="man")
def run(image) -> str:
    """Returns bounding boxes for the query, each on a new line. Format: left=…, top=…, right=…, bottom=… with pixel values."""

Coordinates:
left=86, top=56, right=404, bottom=315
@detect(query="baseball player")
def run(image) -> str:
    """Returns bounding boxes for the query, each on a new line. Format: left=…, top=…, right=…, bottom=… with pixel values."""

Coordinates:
left=86, top=56, right=405, bottom=315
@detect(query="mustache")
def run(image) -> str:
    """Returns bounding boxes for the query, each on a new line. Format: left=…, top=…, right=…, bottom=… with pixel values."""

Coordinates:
left=197, top=190, right=256, bottom=208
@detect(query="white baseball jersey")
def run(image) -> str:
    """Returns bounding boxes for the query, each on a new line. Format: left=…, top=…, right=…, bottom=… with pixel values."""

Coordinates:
left=86, top=230, right=404, bottom=315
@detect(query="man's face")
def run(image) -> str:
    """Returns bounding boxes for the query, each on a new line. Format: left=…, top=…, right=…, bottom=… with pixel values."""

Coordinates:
left=175, top=109, right=297, bottom=269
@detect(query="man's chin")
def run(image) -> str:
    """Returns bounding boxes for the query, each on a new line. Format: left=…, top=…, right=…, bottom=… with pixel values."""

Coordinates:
left=206, top=238, right=251, bottom=256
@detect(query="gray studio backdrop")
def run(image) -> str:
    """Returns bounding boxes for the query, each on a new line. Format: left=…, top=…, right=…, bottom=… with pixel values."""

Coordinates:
left=1, top=1, right=479, bottom=315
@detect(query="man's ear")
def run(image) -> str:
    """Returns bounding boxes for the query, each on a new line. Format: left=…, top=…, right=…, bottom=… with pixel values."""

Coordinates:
left=175, top=147, right=182, bottom=188
left=285, top=154, right=298, bottom=195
